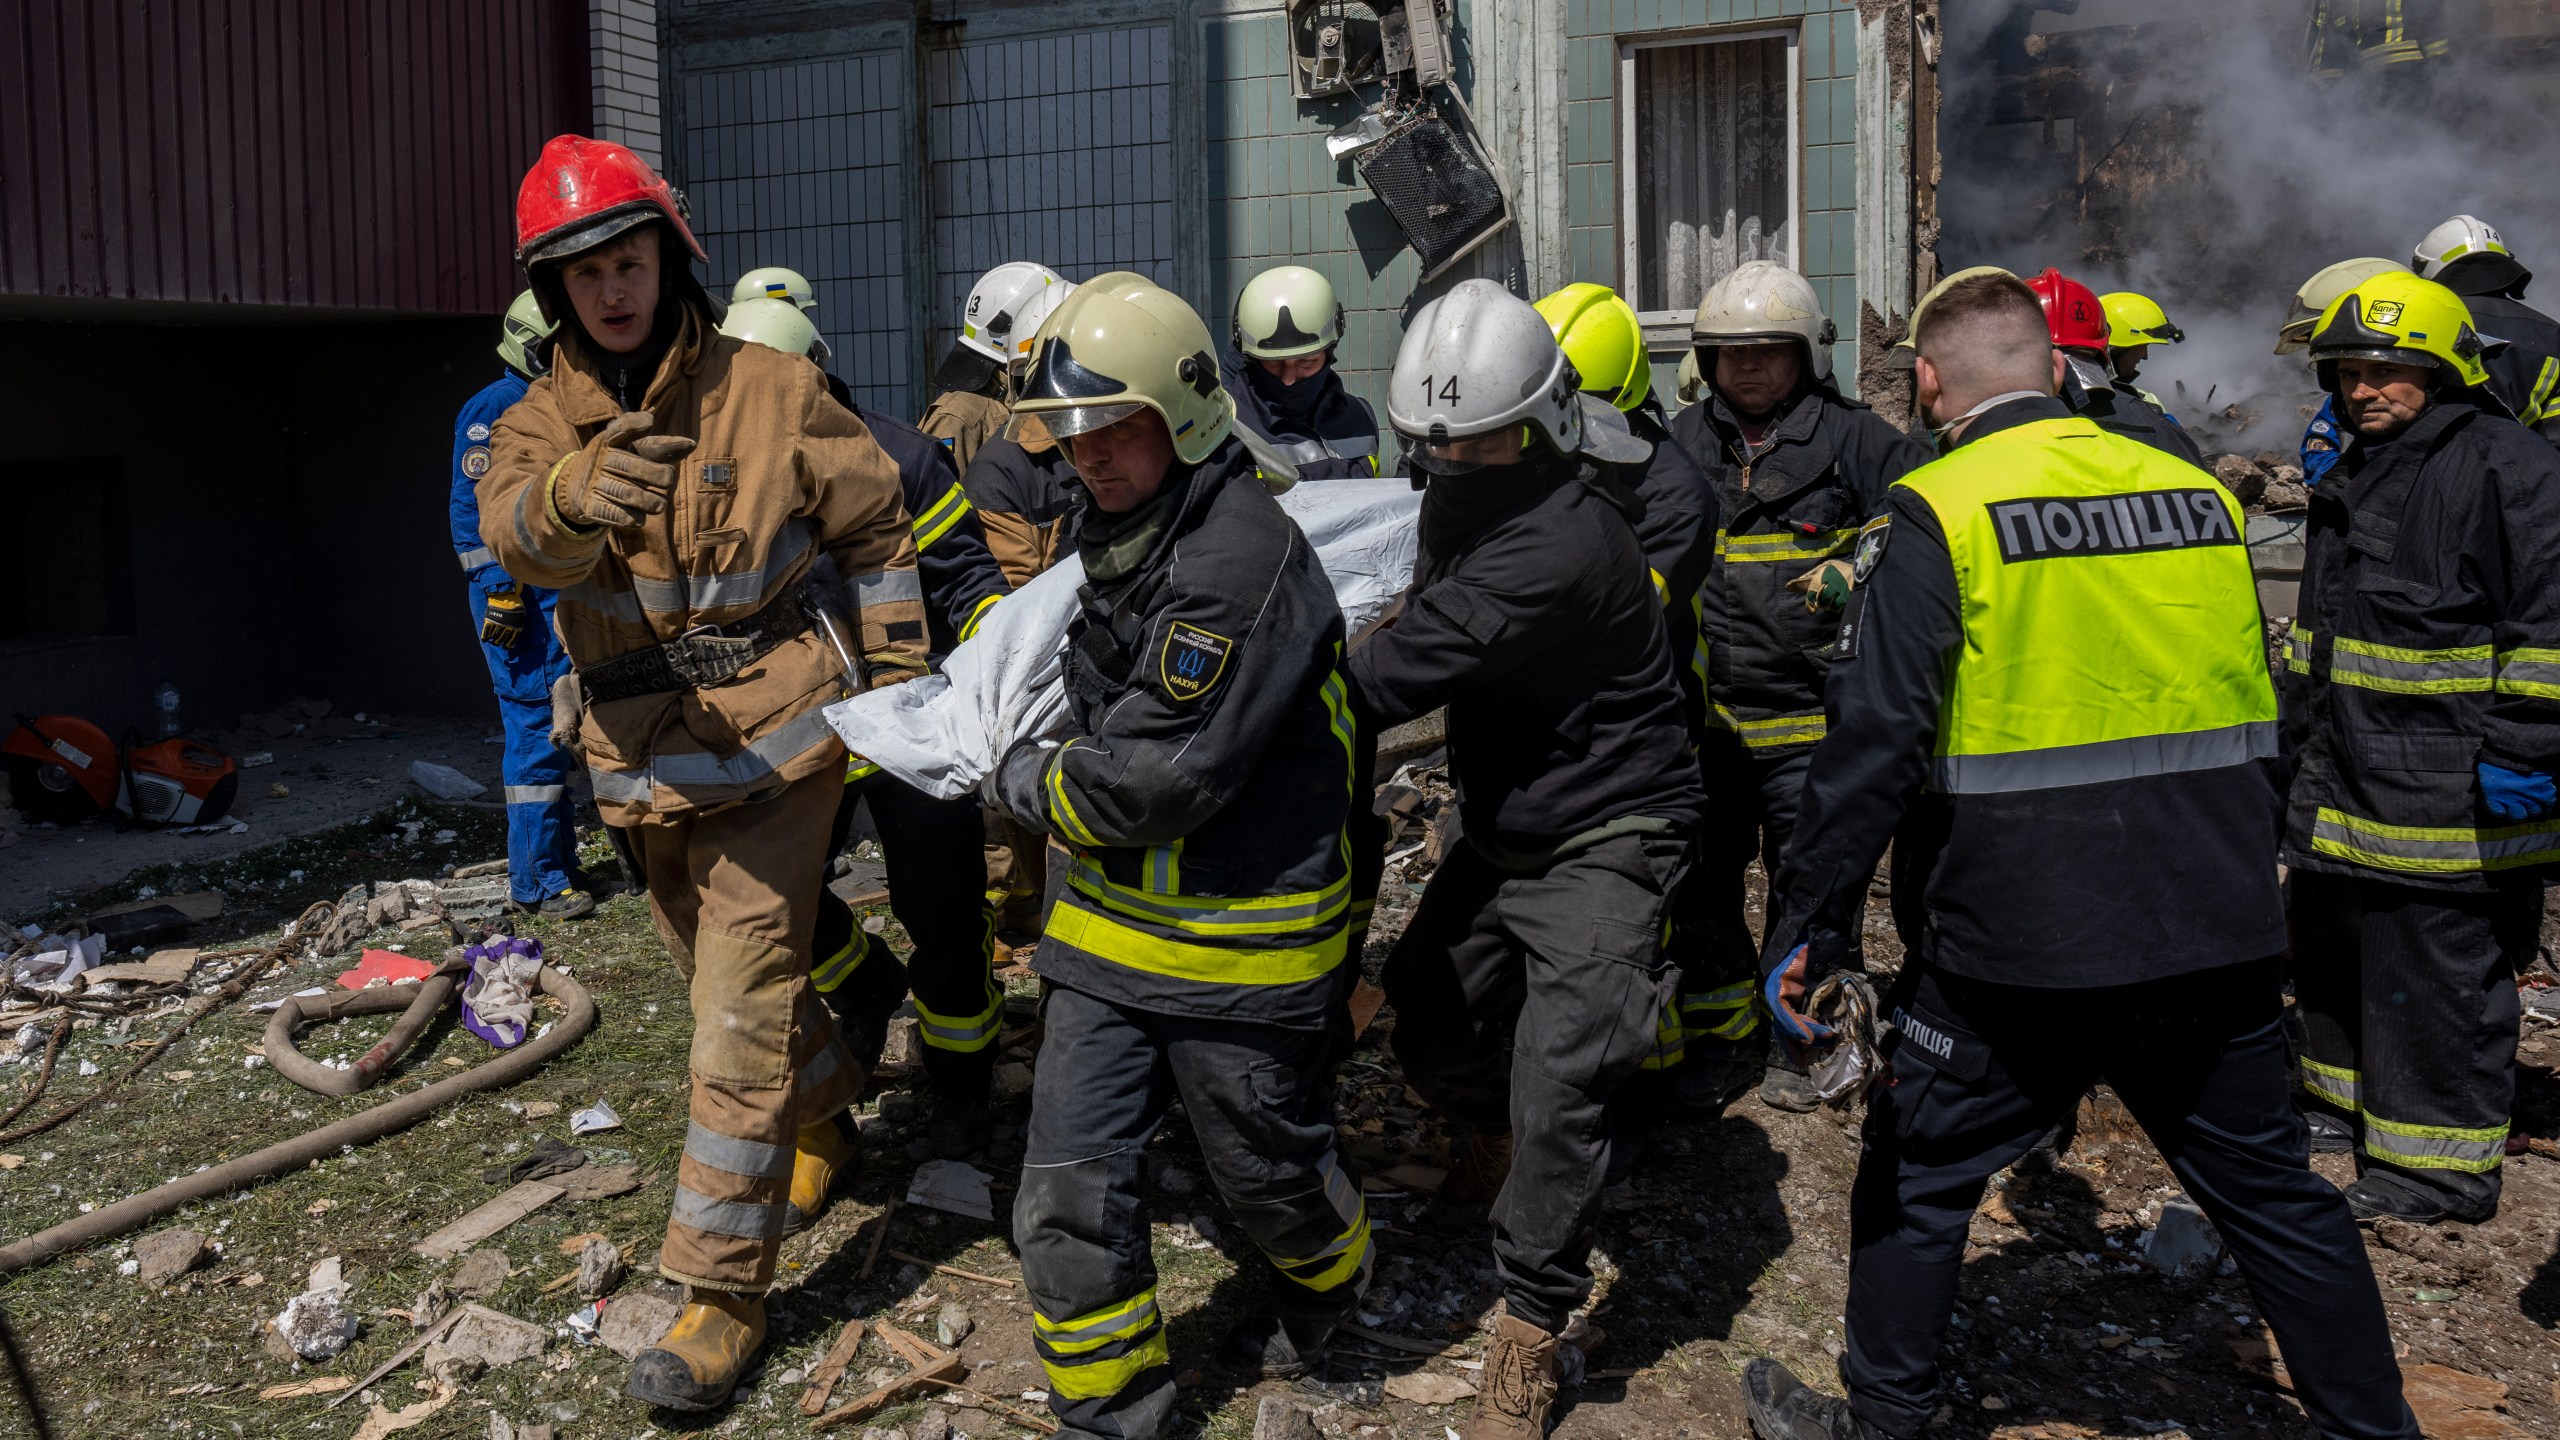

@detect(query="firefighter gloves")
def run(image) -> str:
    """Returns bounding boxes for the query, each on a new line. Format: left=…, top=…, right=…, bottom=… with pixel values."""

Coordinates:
left=555, top=410, right=695, bottom=532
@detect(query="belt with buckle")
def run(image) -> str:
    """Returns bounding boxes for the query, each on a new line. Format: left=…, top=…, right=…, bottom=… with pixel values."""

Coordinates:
left=581, top=577, right=818, bottom=704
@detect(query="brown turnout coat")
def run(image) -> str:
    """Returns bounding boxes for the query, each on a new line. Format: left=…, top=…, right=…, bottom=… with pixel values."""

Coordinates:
left=480, top=304, right=927, bottom=825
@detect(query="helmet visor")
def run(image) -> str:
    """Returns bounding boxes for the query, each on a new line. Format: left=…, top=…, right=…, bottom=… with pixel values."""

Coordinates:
left=1007, top=401, right=1143, bottom=444
left=1017, top=336, right=1130, bottom=405
left=1398, top=425, right=1527, bottom=478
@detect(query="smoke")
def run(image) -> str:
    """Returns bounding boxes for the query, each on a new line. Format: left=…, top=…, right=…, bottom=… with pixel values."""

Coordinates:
left=1936, top=0, right=2560, bottom=451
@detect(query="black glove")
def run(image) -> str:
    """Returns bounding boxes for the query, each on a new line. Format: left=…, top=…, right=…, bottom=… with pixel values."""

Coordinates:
left=987, top=739, right=1057, bottom=835
left=479, top=583, right=529, bottom=647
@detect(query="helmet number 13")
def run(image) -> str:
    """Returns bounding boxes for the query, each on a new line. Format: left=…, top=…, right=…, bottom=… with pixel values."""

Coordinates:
left=1422, top=374, right=1460, bottom=405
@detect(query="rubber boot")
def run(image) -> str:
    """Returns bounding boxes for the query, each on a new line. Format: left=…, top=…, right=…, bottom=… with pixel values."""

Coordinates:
left=626, top=1287, right=767, bottom=1411
left=1220, top=1309, right=1341, bottom=1379
left=1467, top=1311, right=1559, bottom=1440
left=1740, top=1357, right=1891, bottom=1440
left=1759, top=1033, right=1822, bottom=1114
left=1441, top=1132, right=1515, bottom=1210
left=923, top=1047, right=995, bottom=1160
left=1676, top=1036, right=1766, bottom=1114
left=781, top=1112, right=860, bottom=1236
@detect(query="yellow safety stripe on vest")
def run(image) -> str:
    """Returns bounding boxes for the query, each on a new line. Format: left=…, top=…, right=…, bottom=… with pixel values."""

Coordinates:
left=2362, top=1112, right=2507, bottom=1173
left=1045, top=742, right=1105, bottom=848
left=2285, top=626, right=2314, bottom=676
left=2522, top=358, right=2560, bottom=428
left=912, top=481, right=976, bottom=551
left=1142, top=842, right=1182, bottom=895
left=1705, top=704, right=1828, bottom=750
left=2299, top=1056, right=2361, bottom=1113
left=810, top=930, right=871, bottom=993
left=1648, top=568, right=1668, bottom=609
left=2327, top=636, right=2493, bottom=695
left=1044, top=898, right=1348, bottom=985
left=917, top=981, right=1003, bottom=1054
left=2310, top=806, right=2560, bottom=874
left=957, top=591, right=1002, bottom=644
left=1065, top=855, right=1351, bottom=936
left=2496, top=645, right=2560, bottom=700
left=1933, top=719, right=2278, bottom=794
left=1716, top=527, right=1860, bottom=563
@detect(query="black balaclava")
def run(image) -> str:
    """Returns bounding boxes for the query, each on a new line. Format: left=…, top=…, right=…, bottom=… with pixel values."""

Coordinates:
left=1244, top=351, right=1334, bottom=423
left=1079, top=459, right=1201, bottom=587
left=1418, top=448, right=1571, bottom=551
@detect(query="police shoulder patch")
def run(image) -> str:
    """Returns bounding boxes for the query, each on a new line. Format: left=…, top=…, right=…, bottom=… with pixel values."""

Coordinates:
left=461, top=445, right=493, bottom=479
left=1851, top=515, right=1891, bottom=582
left=466, top=422, right=491, bottom=441
left=1159, top=620, right=1236, bottom=702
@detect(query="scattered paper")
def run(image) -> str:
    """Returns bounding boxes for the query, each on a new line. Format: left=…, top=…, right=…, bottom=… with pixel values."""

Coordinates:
left=904, top=1159, right=995, bottom=1222
left=252, top=987, right=329, bottom=1013
left=406, top=760, right=487, bottom=801
left=568, top=1099, right=622, bottom=1135
left=258, top=1375, right=355, bottom=1400
left=348, top=1380, right=456, bottom=1440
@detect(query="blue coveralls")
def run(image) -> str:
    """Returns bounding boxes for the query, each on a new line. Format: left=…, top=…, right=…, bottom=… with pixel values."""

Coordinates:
left=451, top=371, right=579, bottom=905
left=2301, top=395, right=2348, bottom=488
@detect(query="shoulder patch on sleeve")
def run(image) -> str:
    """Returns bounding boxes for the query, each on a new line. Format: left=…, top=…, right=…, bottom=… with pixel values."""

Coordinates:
left=461, top=445, right=493, bottom=480
left=466, top=421, right=491, bottom=441
left=1159, top=621, right=1236, bottom=702
left=1852, top=515, right=1891, bottom=582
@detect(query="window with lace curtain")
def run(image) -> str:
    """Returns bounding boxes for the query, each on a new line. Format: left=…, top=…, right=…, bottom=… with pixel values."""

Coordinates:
left=1619, top=30, right=1799, bottom=325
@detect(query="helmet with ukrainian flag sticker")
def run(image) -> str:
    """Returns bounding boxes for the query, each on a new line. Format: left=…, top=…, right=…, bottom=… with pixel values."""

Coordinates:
left=2309, top=271, right=2492, bottom=391
left=1009, top=272, right=1236, bottom=465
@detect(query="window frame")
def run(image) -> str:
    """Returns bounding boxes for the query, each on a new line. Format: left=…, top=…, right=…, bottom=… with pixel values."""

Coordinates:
left=1616, top=23, right=1804, bottom=330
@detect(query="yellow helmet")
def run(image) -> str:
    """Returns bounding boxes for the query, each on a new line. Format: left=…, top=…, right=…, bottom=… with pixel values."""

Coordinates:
left=1009, top=271, right=1235, bottom=465
left=1533, top=282, right=1651, bottom=411
left=2308, top=271, right=2491, bottom=390
left=2100, top=292, right=2184, bottom=349
left=2276, top=257, right=2409, bottom=355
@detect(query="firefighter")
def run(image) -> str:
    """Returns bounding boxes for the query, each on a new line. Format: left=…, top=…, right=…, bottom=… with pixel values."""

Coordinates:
left=920, top=261, right=1067, bottom=472
left=2027, top=267, right=2205, bottom=465
left=720, top=295, right=1016, bottom=1161
left=983, top=273, right=1371, bottom=1440
left=732, top=265, right=816, bottom=311
left=1670, top=261, right=1930, bottom=1113
left=1351, top=280, right=1701, bottom=1440
left=480, top=135, right=929, bottom=1411
left=1221, top=265, right=1380, bottom=481
left=453, top=291, right=593, bottom=921
left=1740, top=271, right=2417, bottom=1440
left=2414, top=214, right=2560, bottom=443
left=2278, top=257, right=2411, bottom=488
left=2283, top=271, right=2560, bottom=1224
left=2097, top=289, right=2183, bottom=404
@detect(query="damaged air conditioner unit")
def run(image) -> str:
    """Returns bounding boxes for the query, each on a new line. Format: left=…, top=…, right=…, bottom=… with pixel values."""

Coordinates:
left=1289, top=0, right=1511, bottom=281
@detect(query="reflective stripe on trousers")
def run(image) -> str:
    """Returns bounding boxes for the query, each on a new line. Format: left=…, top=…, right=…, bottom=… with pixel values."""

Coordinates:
left=1033, top=1289, right=1171, bottom=1401
left=2364, top=1112, right=2507, bottom=1173
left=1681, top=980, right=1761, bottom=1042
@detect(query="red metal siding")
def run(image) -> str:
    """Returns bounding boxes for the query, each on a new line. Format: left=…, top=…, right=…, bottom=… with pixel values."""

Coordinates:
left=1, top=0, right=593, bottom=312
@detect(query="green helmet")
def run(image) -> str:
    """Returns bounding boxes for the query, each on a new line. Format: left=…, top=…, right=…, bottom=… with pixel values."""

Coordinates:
left=497, top=289, right=556, bottom=378
left=719, top=296, right=830, bottom=364
left=733, top=266, right=816, bottom=310
left=1232, top=264, right=1343, bottom=360
left=1012, top=271, right=1236, bottom=465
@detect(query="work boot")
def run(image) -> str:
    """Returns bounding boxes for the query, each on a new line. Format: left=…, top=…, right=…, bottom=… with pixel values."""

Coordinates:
left=2345, top=1169, right=2479, bottom=1225
left=625, top=1287, right=767, bottom=1411
left=1467, top=1311, right=1559, bottom=1439
left=1677, top=1042, right=1766, bottom=1114
left=924, top=1051, right=995, bottom=1160
left=1220, top=1309, right=1340, bottom=1378
left=517, top=887, right=597, bottom=921
left=1758, top=1063, right=1822, bottom=1114
left=780, top=1112, right=860, bottom=1236
left=2304, top=1109, right=2356, bottom=1154
left=1441, top=1132, right=1515, bottom=1210
left=1740, top=1357, right=1893, bottom=1440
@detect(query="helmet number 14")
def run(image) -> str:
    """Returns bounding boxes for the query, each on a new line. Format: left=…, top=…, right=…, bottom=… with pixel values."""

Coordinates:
left=1422, top=374, right=1460, bottom=404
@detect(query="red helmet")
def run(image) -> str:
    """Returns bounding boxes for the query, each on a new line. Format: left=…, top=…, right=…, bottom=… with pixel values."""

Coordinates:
left=514, top=134, right=706, bottom=271
left=2026, top=267, right=2110, bottom=351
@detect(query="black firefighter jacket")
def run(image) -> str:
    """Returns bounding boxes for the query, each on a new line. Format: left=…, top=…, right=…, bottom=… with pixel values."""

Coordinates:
left=1672, top=388, right=1930, bottom=757
left=1221, top=350, right=1382, bottom=481
left=1598, top=397, right=1717, bottom=737
left=999, top=438, right=1357, bottom=1028
left=1347, top=460, right=1707, bottom=871
left=2281, top=399, right=2560, bottom=892
left=2438, top=254, right=2560, bottom=441
left=2063, top=355, right=2207, bottom=466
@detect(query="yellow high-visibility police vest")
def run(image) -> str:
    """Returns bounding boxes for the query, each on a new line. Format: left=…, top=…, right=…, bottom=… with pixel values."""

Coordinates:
left=1896, top=416, right=2276, bottom=792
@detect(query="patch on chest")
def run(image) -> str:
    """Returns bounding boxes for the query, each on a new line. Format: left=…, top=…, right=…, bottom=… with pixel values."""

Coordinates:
left=1159, top=621, right=1236, bottom=702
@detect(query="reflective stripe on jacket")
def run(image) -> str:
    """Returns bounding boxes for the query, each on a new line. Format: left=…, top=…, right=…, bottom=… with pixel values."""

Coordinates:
left=1221, top=350, right=1381, bottom=483
left=2282, top=400, right=2560, bottom=887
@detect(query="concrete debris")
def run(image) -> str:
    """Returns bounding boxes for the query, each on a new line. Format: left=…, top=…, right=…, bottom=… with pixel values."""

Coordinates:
left=2140, top=1194, right=2223, bottom=1278
left=908, top=1405, right=953, bottom=1440
left=1252, top=1395, right=1323, bottom=1440
left=489, top=1419, right=556, bottom=1440
left=905, top=1158, right=996, bottom=1221
left=991, top=1060, right=1034, bottom=1102
left=264, top=1278, right=358, bottom=1362
left=1384, top=1371, right=1478, bottom=1405
left=449, top=1247, right=512, bottom=1299
left=408, top=1276, right=452, bottom=1330
left=935, top=1302, right=974, bottom=1348
left=406, top=760, right=488, bottom=802
left=422, top=1304, right=549, bottom=1383
left=573, top=1236, right=624, bottom=1300
left=597, top=1285, right=685, bottom=1359
left=132, top=1227, right=210, bottom=1286
left=2212, top=453, right=2271, bottom=507
left=2400, top=1363, right=2527, bottom=1439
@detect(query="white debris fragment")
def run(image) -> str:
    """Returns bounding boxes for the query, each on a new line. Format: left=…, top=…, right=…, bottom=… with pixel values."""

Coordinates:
left=568, top=1099, right=622, bottom=1135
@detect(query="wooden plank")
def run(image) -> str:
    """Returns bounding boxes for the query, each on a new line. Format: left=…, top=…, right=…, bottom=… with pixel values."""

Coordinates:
left=410, top=1181, right=564, bottom=1260
left=810, top=1351, right=966, bottom=1432
left=798, top=1320, right=867, bottom=1416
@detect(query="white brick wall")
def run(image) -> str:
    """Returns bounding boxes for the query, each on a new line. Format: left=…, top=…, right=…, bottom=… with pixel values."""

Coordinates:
left=591, top=0, right=662, bottom=171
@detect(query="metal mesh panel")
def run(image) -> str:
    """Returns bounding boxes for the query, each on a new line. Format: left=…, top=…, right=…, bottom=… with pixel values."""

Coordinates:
left=1355, top=111, right=1507, bottom=278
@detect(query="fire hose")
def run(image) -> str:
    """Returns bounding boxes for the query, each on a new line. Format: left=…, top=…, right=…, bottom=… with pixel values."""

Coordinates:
left=0, top=956, right=594, bottom=1276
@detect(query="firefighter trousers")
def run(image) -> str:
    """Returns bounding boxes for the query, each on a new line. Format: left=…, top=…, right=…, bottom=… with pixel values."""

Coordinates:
left=2289, top=871, right=2534, bottom=1219
left=811, top=774, right=1001, bottom=1098
left=631, top=766, right=861, bottom=1293
left=1384, top=830, right=1690, bottom=1331
left=1849, top=958, right=2416, bottom=1440
left=1016, top=983, right=1371, bottom=1440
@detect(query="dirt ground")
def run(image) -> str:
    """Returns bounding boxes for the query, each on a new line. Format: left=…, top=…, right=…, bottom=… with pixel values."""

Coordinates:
left=1, top=797, right=2557, bottom=1440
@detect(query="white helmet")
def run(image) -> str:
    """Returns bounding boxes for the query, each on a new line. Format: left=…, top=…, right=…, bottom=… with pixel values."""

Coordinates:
left=2412, top=215, right=2511, bottom=281
left=957, top=261, right=1067, bottom=365
left=1691, top=260, right=1837, bottom=383
left=1234, top=265, right=1343, bottom=360
left=1008, top=280, right=1079, bottom=368
left=720, top=296, right=830, bottom=364
left=733, top=266, right=817, bottom=310
left=1387, top=279, right=1650, bottom=473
